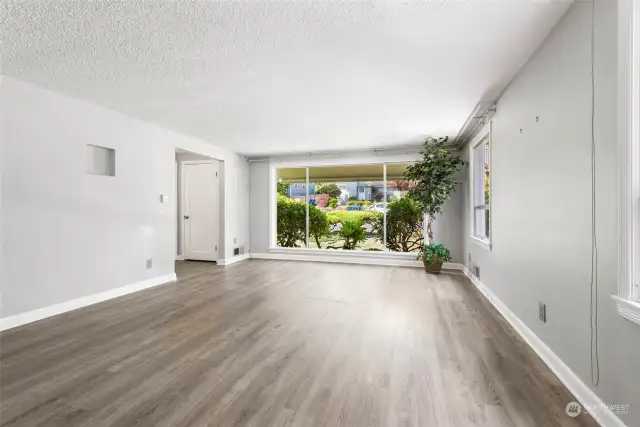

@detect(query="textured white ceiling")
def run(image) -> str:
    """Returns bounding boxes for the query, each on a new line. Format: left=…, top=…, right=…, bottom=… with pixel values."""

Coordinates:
left=1, top=0, right=571, bottom=155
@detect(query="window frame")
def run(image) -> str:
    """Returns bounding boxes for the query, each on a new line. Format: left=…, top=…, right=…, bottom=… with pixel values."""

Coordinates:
left=270, top=161, right=421, bottom=255
left=613, top=0, right=640, bottom=325
left=469, top=127, right=492, bottom=250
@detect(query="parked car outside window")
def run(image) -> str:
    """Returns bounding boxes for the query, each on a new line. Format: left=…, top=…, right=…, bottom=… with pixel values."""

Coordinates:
left=372, top=203, right=386, bottom=213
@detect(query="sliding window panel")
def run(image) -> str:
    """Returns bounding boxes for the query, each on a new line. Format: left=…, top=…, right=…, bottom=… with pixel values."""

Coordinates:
left=385, top=163, right=423, bottom=252
left=276, top=168, right=308, bottom=248
left=308, top=164, right=384, bottom=251
left=483, top=140, right=491, bottom=238
left=473, top=138, right=490, bottom=240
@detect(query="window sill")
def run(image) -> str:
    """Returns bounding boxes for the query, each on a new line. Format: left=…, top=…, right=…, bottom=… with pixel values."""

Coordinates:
left=611, top=295, right=640, bottom=327
left=470, top=236, right=492, bottom=251
left=262, top=247, right=464, bottom=270
left=268, top=247, right=418, bottom=259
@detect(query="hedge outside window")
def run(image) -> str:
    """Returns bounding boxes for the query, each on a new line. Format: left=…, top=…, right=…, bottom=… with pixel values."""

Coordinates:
left=384, top=163, right=422, bottom=252
left=276, top=168, right=307, bottom=248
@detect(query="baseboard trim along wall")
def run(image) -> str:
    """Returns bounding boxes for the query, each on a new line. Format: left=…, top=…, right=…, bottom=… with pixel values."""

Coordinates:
left=460, top=267, right=627, bottom=427
left=250, top=251, right=463, bottom=270
left=0, top=273, right=177, bottom=332
left=216, top=253, right=251, bottom=266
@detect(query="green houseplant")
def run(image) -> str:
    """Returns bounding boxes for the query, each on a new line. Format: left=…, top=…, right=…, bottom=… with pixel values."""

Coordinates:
left=404, top=136, right=466, bottom=273
left=420, top=243, right=452, bottom=274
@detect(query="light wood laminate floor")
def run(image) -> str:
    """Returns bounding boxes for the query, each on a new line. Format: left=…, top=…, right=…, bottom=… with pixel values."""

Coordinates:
left=1, top=260, right=598, bottom=427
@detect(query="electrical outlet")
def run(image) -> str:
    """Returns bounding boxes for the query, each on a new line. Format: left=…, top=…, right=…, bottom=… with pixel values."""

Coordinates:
left=538, top=302, right=547, bottom=323
left=474, top=265, right=480, bottom=279
left=234, top=248, right=240, bottom=256
left=146, top=258, right=153, bottom=269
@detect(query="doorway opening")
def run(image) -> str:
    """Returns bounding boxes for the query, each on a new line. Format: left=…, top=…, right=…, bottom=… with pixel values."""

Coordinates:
left=175, top=149, right=224, bottom=262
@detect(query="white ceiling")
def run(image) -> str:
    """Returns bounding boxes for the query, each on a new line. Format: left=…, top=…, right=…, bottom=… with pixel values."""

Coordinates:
left=1, top=0, right=571, bottom=156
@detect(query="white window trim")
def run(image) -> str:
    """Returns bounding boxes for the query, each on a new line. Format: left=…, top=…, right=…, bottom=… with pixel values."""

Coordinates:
left=468, top=124, right=492, bottom=250
left=470, top=235, right=492, bottom=250
left=614, top=0, right=640, bottom=325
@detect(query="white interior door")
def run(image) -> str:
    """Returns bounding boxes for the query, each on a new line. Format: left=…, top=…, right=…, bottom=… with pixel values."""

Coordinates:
left=182, top=161, right=219, bottom=261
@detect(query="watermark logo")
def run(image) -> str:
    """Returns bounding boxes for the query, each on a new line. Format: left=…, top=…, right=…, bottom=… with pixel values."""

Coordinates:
left=566, top=402, right=582, bottom=417
left=565, top=401, right=630, bottom=418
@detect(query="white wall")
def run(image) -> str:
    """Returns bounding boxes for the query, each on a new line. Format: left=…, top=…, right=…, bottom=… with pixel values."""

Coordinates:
left=462, top=2, right=639, bottom=425
left=249, top=151, right=464, bottom=261
left=0, top=77, right=250, bottom=319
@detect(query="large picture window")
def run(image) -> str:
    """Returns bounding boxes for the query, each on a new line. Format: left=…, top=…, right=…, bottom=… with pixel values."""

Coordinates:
left=275, top=163, right=422, bottom=253
left=472, top=136, right=490, bottom=242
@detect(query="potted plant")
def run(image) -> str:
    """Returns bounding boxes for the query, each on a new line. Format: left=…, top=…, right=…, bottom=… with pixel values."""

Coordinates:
left=404, top=136, right=466, bottom=273
left=419, top=243, right=452, bottom=274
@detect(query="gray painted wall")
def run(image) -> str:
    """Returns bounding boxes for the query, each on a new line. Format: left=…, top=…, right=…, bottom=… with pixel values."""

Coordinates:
left=433, top=167, right=465, bottom=263
left=1, top=77, right=250, bottom=319
left=249, top=161, right=271, bottom=254
left=462, top=2, right=639, bottom=425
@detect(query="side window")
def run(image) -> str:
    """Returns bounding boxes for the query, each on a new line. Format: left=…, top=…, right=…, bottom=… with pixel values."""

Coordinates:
left=472, top=137, right=490, bottom=241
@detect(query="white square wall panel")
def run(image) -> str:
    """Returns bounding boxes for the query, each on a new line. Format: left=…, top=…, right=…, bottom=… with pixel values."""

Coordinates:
left=87, top=144, right=115, bottom=176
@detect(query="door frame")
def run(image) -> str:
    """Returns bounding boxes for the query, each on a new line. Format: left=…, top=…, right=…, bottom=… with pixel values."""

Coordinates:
left=180, top=160, right=220, bottom=261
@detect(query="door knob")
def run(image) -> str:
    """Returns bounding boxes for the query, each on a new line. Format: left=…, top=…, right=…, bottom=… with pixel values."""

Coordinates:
left=184, top=215, right=190, bottom=219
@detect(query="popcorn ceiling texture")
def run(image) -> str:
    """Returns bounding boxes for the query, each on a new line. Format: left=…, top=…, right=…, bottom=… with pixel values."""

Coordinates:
left=1, top=0, right=570, bottom=155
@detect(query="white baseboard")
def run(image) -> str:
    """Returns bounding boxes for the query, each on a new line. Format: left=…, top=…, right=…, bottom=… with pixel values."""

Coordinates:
left=175, top=255, right=185, bottom=261
left=0, top=273, right=177, bottom=332
left=217, top=253, right=251, bottom=266
left=444, top=262, right=465, bottom=271
left=461, top=267, right=627, bottom=427
left=250, top=251, right=462, bottom=271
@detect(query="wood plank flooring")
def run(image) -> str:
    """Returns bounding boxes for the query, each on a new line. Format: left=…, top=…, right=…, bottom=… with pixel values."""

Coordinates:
left=1, top=260, right=598, bottom=427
